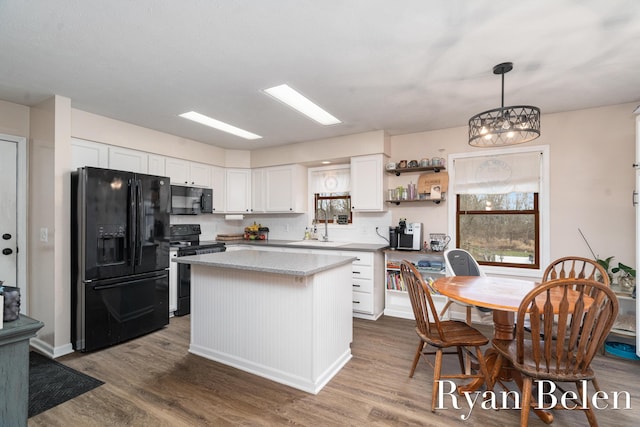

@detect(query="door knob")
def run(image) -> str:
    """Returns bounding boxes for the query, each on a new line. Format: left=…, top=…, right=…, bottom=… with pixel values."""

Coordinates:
left=2, top=248, right=13, bottom=255
left=2, top=233, right=10, bottom=240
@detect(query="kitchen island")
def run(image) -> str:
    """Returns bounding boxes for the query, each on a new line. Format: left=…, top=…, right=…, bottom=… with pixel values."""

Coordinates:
left=174, top=249, right=356, bottom=394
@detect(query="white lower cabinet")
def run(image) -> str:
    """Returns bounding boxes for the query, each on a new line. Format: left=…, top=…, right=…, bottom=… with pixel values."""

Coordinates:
left=249, top=246, right=384, bottom=319
left=308, top=249, right=383, bottom=320
left=384, top=250, right=448, bottom=320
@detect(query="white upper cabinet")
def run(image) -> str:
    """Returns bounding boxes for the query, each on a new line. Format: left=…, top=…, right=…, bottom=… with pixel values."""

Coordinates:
left=350, top=154, right=387, bottom=211
left=71, top=138, right=108, bottom=170
left=225, top=168, right=252, bottom=213
left=165, top=158, right=211, bottom=187
left=265, top=164, right=307, bottom=213
left=147, top=154, right=166, bottom=177
left=251, top=168, right=266, bottom=213
left=211, top=165, right=226, bottom=212
left=165, top=158, right=191, bottom=185
left=108, top=146, right=149, bottom=174
left=189, top=162, right=211, bottom=187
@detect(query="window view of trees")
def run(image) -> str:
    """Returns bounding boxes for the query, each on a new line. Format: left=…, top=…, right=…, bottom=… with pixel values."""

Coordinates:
left=457, top=192, right=539, bottom=269
left=314, top=193, right=352, bottom=223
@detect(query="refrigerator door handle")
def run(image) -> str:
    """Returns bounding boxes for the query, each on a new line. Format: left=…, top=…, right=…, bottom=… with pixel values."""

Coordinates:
left=136, top=179, right=143, bottom=266
left=128, top=178, right=136, bottom=266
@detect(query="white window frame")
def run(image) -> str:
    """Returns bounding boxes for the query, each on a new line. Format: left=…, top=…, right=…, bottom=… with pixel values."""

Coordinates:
left=447, top=145, right=550, bottom=278
left=307, top=164, right=355, bottom=229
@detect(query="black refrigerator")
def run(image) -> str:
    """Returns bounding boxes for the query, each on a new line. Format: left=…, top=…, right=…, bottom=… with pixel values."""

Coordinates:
left=71, top=167, right=171, bottom=352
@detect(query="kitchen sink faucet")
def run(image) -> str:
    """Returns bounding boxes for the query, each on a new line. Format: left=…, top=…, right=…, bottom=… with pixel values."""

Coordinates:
left=318, top=207, right=329, bottom=241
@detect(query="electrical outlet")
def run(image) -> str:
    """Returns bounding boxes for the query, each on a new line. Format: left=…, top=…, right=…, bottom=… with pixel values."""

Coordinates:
left=40, top=227, right=48, bottom=242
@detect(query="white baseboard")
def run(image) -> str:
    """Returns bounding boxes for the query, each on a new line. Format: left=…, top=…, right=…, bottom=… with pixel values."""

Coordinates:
left=29, top=337, right=74, bottom=359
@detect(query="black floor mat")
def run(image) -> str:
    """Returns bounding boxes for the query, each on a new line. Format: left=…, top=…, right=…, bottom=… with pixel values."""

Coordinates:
left=29, top=351, right=104, bottom=418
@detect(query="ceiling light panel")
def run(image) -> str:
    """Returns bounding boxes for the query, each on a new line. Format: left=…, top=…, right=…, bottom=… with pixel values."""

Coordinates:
left=179, top=111, right=262, bottom=140
left=263, top=84, right=341, bottom=125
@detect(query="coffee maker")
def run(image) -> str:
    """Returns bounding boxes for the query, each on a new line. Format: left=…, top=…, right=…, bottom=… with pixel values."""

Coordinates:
left=390, top=219, right=422, bottom=251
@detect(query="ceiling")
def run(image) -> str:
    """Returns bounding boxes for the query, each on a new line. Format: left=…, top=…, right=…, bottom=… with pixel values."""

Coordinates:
left=1, top=1, right=640, bottom=151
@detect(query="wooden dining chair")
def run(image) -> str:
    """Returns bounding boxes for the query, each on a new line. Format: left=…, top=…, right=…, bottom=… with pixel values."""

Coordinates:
left=543, top=256, right=610, bottom=286
left=400, top=261, right=490, bottom=412
left=541, top=256, right=611, bottom=391
left=491, top=278, right=618, bottom=427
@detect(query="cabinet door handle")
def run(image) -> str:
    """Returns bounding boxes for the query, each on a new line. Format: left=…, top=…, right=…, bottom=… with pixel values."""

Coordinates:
left=634, top=190, right=638, bottom=207
left=353, top=283, right=360, bottom=287
left=353, top=271, right=361, bottom=275
left=352, top=301, right=360, bottom=304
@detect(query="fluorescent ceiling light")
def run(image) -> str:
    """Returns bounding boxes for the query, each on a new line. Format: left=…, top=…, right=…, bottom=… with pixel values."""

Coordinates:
left=263, top=84, right=341, bottom=125
left=179, top=111, right=262, bottom=140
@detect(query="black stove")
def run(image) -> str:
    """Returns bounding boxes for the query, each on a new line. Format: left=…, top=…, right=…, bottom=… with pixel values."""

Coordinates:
left=170, top=224, right=225, bottom=316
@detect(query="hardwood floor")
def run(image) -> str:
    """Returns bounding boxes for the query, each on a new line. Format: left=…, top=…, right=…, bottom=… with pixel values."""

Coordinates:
left=30, top=315, right=639, bottom=426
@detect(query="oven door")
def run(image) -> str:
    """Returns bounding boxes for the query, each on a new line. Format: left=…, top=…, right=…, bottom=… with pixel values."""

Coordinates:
left=176, top=261, right=191, bottom=316
left=75, top=271, right=169, bottom=352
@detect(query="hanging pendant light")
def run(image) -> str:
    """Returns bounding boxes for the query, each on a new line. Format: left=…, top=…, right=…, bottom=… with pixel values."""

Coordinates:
left=468, top=62, right=540, bottom=147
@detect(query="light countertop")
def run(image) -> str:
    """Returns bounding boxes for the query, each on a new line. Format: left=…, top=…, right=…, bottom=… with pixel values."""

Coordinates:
left=201, top=239, right=389, bottom=252
left=174, top=249, right=356, bottom=277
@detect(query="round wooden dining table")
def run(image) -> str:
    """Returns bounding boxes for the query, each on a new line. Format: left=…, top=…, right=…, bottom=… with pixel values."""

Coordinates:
left=432, top=275, right=541, bottom=341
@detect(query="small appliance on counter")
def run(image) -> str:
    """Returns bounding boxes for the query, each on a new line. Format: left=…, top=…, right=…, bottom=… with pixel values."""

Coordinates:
left=389, top=219, right=423, bottom=251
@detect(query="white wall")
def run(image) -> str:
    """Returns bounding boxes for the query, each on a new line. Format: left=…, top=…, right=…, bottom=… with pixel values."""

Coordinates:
left=28, top=95, right=74, bottom=356
left=388, top=103, right=637, bottom=268
left=0, top=99, right=29, bottom=137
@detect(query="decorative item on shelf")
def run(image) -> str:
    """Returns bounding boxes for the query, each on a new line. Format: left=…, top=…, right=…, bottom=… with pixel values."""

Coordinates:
left=429, top=234, right=451, bottom=252
left=468, top=62, right=541, bottom=147
left=420, top=158, right=430, bottom=167
left=397, top=160, right=407, bottom=169
left=418, top=171, right=448, bottom=203
left=408, top=160, right=419, bottom=168
left=385, top=162, right=396, bottom=170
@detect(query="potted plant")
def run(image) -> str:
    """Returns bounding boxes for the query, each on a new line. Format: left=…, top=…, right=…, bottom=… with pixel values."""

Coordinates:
left=597, top=256, right=636, bottom=293
left=613, top=262, right=636, bottom=292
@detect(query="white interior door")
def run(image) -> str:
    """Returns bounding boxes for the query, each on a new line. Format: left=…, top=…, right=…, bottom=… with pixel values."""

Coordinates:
left=0, top=139, right=17, bottom=287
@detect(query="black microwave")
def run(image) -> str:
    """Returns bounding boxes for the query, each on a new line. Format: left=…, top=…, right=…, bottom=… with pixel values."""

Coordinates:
left=170, top=185, right=213, bottom=215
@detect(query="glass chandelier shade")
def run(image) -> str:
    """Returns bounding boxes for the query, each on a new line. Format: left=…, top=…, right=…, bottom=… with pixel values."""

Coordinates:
left=468, top=62, right=541, bottom=147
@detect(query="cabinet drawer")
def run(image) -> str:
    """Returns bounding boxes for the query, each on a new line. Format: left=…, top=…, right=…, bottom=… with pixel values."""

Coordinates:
left=352, top=277, right=373, bottom=294
left=352, top=291, right=373, bottom=313
left=346, top=251, right=373, bottom=266
left=351, top=265, right=373, bottom=280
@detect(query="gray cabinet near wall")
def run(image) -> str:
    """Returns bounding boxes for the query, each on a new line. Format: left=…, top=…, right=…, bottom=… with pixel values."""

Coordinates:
left=0, top=315, right=44, bottom=426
